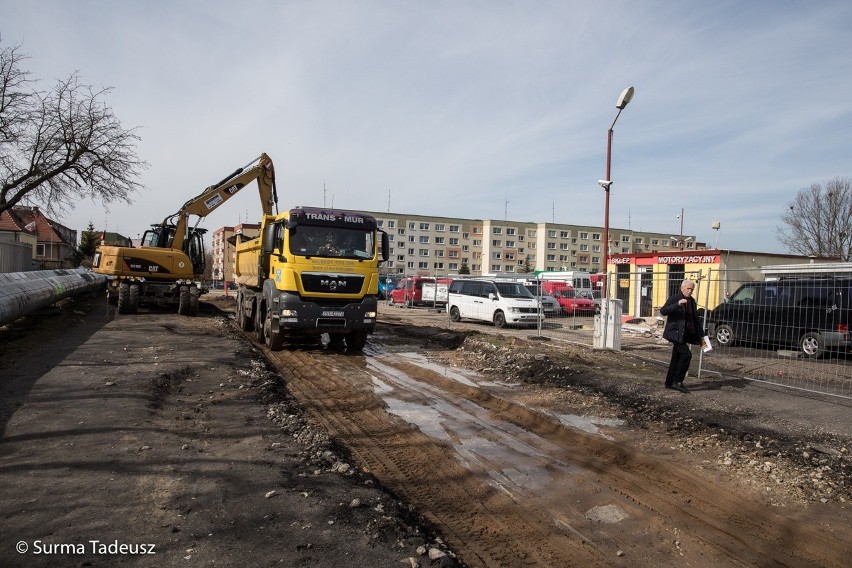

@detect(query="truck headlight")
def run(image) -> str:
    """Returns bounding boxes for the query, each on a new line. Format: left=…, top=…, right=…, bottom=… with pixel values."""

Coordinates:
left=280, top=309, right=298, bottom=317
left=366, top=310, right=377, bottom=318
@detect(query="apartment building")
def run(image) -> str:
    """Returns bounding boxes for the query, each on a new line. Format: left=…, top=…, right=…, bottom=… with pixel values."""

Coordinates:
left=357, top=210, right=703, bottom=277
left=211, top=222, right=260, bottom=284
left=209, top=211, right=703, bottom=280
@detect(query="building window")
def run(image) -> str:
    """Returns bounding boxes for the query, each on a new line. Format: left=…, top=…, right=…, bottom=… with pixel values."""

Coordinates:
left=473, top=239, right=482, bottom=246
left=449, top=263, right=458, bottom=270
left=547, top=254, right=556, bottom=261
left=560, top=231, right=569, bottom=238
left=579, top=232, right=589, bottom=239
left=492, top=239, right=502, bottom=247
left=420, top=222, right=430, bottom=230
left=592, top=245, right=601, bottom=253
left=435, top=224, right=444, bottom=231
left=419, top=236, right=430, bottom=244
left=559, top=243, right=568, bottom=250
left=408, top=236, right=415, bottom=243
left=387, top=220, right=395, bottom=228
left=492, top=252, right=502, bottom=260
left=547, top=242, right=556, bottom=249
left=506, top=228, right=516, bottom=235
left=435, top=236, right=445, bottom=244
left=449, top=237, right=459, bottom=245
left=418, top=261, right=429, bottom=269
left=408, top=222, right=416, bottom=230
left=506, top=240, right=515, bottom=248
left=547, top=230, right=557, bottom=238
left=592, top=233, right=600, bottom=240
left=580, top=244, right=589, bottom=251
left=419, top=249, right=430, bottom=256
left=449, top=225, right=460, bottom=232
left=491, top=264, right=501, bottom=272
left=462, top=232, right=470, bottom=239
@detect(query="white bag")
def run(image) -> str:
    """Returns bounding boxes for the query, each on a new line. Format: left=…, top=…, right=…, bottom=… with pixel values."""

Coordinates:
left=701, top=335, right=713, bottom=353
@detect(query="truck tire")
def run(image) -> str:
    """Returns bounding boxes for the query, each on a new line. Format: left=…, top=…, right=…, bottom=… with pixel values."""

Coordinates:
left=117, top=281, right=131, bottom=314
left=128, top=283, right=140, bottom=314
left=178, top=285, right=190, bottom=315
left=188, top=285, right=200, bottom=316
left=347, top=330, right=368, bottom=352
left=236, top=292, right=253, bottom=331
left=263, top=303, right=284, bottom=351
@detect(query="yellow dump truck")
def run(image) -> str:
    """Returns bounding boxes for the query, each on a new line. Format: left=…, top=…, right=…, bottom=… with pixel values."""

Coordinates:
left=233, top=206, right=389, bottom=351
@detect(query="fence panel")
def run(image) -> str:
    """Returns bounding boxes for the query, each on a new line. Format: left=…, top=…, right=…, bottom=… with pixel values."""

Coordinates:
left=697, top=268, right=852, bottom=399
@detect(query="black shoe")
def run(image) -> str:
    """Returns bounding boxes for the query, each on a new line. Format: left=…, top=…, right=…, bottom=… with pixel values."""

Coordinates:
left=673, top=383, right=689, bottom=393
left=664, top=384, right=676, bottom=390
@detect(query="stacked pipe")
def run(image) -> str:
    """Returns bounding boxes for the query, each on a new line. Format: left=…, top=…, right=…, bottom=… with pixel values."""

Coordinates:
left=0, top=268, right=107, bottom=327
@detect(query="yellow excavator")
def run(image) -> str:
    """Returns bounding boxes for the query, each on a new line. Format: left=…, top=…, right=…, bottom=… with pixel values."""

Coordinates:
left=93, top=153, right=277, bottom=315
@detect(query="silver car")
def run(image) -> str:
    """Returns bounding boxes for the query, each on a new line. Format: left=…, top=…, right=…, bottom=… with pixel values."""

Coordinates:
left=524, top=284, right=561, bottom=317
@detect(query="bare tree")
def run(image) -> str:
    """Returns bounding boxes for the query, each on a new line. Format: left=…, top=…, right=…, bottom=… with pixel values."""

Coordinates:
left=0, top=38, right=146, bottom=218
left=777, top=177, right=852, bottom=261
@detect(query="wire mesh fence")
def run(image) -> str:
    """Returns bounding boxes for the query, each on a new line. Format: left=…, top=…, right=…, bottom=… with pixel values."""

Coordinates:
left=380, top=269, right=852, bottom=400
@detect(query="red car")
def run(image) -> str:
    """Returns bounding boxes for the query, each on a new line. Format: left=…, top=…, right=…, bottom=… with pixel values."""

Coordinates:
left=542, top=282, right=596, bottom=315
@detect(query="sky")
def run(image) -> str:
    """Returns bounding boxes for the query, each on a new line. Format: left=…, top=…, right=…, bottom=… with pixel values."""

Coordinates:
left=3, top=0, right=852, bottom=254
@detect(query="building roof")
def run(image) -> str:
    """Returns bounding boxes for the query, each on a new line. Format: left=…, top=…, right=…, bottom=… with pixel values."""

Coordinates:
left=8, top=206, right=75, bottom=246
left=0, top=208, right=38, bottom=234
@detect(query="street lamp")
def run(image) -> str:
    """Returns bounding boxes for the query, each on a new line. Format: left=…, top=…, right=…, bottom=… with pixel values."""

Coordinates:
left=601, top=86, right=634, bottom=300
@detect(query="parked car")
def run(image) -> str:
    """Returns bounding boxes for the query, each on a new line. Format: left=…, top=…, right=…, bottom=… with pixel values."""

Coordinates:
left=523, top=284, right=561, bottom=317
left=703, top=277, right=852, bottom=358
left=389, top=276, right=435, bottom=307
left=541, top=281, right=596, bottom=315
left=378, top=275, right=400, bottom=300
left=579, top=289, right=602, bottom=314
left=447, top=279, right=542, bottom=327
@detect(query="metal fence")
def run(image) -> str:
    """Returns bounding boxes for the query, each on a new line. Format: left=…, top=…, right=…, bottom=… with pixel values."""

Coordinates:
left=384, top=269, right=852, bottom=400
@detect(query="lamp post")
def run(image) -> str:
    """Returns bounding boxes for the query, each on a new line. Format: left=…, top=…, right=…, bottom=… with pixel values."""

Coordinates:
left=601, top=86, right=634, bottom=300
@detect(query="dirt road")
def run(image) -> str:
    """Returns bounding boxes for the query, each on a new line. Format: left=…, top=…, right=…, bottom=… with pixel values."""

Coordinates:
left=1, top=293, right=850, bottom=567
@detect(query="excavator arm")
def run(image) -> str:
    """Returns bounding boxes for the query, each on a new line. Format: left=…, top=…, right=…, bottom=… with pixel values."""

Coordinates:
left=166, top=153, right=278, bottom=251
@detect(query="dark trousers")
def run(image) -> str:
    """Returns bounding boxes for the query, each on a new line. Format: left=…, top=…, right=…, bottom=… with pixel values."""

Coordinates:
left=665, top=343, right=693, bottom=385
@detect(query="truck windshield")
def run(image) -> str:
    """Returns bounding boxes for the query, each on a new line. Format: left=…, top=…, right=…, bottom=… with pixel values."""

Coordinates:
left=289, top=226, right=374, bottom=259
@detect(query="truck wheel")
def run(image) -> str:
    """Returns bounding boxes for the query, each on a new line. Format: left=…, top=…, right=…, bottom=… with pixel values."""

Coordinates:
left=236, top=292, right=252, bottom=331
left=263, top=303, right=284, bottom=351
left=117, top=281, right=131, bottom=314
left=178, top=285, right=190, bottom=315
left=128, top=283, right=140, bottom=314
left=347, top=330, right=368, bottom=352
left=800, top=332, right=824, bottom=358
left=449, top=306, right=461, bottom=322
left=188, top=285, right=200, bottom=316
left=493, top=311, right=507, bottom=328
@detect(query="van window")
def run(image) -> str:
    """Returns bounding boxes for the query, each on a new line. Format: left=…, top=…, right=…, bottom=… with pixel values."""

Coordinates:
left=495, top=283, right=534, bottom=298
left=460, top=281, right=485, bottom=297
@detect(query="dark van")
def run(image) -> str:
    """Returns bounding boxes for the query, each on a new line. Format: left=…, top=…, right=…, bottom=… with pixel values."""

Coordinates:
left=705, top=277, right=851, bottom=357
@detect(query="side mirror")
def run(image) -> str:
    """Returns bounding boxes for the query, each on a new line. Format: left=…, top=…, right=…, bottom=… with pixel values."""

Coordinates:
left=381, top=231, right=390, bottom=261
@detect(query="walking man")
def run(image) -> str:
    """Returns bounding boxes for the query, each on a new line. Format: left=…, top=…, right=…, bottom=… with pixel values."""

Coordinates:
left=660, top=279, right=704, bottom=392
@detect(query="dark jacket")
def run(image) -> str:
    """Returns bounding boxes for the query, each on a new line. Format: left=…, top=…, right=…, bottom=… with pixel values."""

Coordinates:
left=660, top=292, right=704, bottom=345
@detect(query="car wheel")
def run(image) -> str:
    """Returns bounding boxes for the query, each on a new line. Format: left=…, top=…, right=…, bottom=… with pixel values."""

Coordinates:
left=800, top=332, right=824, bottom=358
left=449, top=306, right=461, bottom=322
left=493, top=311, right=506, bottom=328
left=715, top=323, right=735, bottom=346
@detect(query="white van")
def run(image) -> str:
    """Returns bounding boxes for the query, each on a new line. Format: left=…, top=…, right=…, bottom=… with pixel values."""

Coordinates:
left=447, top=279, right=542, bottom=327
